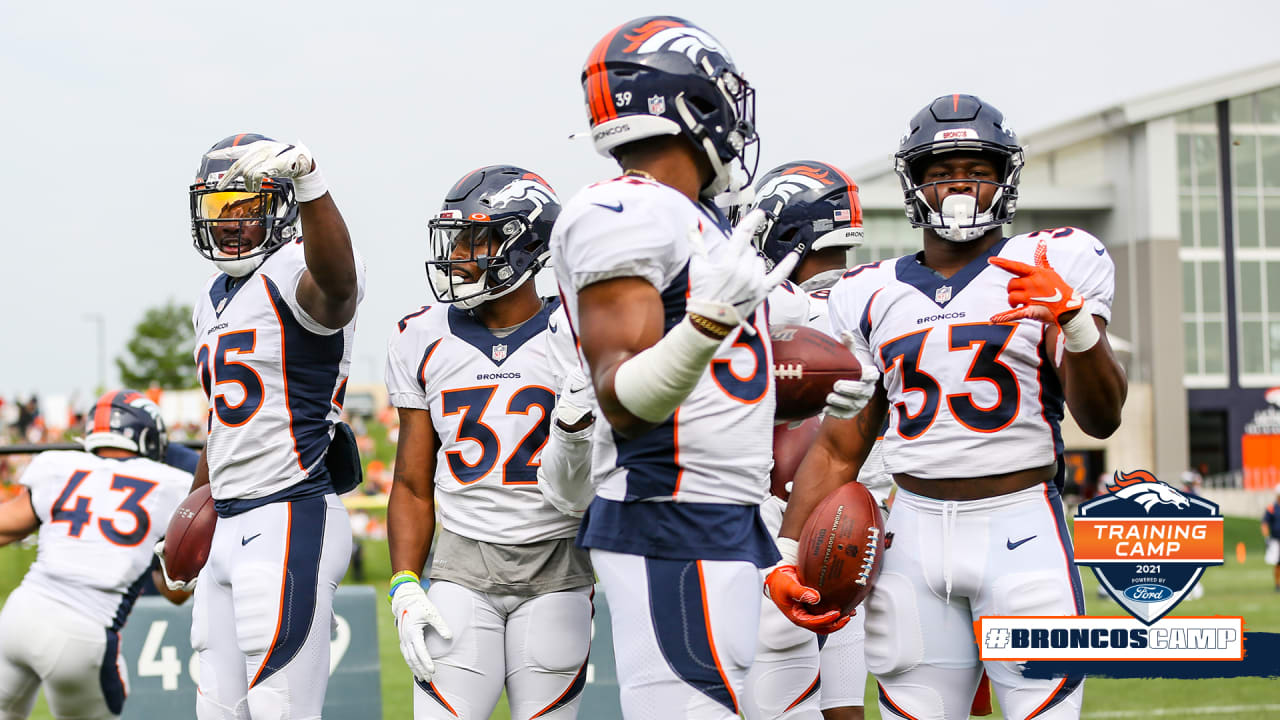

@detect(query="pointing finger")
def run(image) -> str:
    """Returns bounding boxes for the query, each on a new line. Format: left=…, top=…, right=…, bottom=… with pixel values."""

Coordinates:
left=988, top=256, right=1035, bottom=276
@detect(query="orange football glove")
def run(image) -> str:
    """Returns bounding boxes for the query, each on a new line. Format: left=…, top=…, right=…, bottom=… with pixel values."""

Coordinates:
left=987, top=239, right=1082, bottom=325
left=764, top=565, right=851, bottom=634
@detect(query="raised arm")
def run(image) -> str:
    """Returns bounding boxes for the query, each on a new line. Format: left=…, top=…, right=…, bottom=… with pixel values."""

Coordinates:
left=1047, top=315, right=1127, bottom=437
left=208, top=139, right=358, bottom=329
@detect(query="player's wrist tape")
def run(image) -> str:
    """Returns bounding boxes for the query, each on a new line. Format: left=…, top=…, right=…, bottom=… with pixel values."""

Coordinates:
left=551, top=416, right=595, bottom=442
left=294, top=165, right=329, bottom=203
left=1061, top=310, right=1100, bottom=353
left=614, top=316, right=724, bottom=423
left=775, top=536, right=799, bottom=567
left=388, top=571, right=420, bottom=600
left=688, top=313, right=732, bottom=340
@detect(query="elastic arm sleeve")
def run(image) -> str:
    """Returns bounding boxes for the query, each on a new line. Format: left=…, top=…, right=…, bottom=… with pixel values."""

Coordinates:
left=613, top=316, right=723, bottom=423
left=536, top=421, right=595, bottom=518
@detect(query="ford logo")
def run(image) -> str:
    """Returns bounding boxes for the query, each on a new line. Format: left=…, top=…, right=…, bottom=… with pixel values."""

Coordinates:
left=1123, top=584, right=1172, bottom=603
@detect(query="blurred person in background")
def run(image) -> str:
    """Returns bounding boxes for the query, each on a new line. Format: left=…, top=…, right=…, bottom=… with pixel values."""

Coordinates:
left=1263, top=485, right=1280, bottom=591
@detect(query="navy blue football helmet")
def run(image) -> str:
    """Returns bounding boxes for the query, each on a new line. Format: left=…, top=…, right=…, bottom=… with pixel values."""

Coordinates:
left=748, top=161, right=864, bottom=271
left=82, top=390, right=168, bottom=462
left=427, top=165, right=560, bottom=309
left=190, top=133, right=300, bottom=276
left=895, top=94, right=1023, bottom=242
left=581, top=16, right=757, bottom=197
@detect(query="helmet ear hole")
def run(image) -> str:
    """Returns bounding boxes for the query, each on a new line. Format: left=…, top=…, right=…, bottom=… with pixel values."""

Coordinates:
left=687, top=96, right=716, bottom=115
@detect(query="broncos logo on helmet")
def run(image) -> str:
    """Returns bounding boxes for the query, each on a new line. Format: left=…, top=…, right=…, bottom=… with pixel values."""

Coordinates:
left=622, top=19, right=730, bottom=65
left=755, top=167, right=833, bottom=216
left=1107, top=470, right=1191, bottom=512
left=81, top=390, right=169, bottom=462
left=427, top=165, right=561, bottom=309
left=485, top=176, right=559, bottom=221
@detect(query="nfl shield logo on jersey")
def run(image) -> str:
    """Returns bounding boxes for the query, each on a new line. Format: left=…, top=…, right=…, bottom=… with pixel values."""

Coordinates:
left=648, top=95, right=665, bottom=115
left=491, top=344, right=507, bottom=361
left=935, top=285, right=952, bottom=304
left=1074, top=469, right=1224, bottom=625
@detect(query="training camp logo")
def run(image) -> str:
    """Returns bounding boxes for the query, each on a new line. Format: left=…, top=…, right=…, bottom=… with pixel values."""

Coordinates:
left=1074, top=469, right=1223, bottom=624
left=975, top=469, right=1243, bottom=664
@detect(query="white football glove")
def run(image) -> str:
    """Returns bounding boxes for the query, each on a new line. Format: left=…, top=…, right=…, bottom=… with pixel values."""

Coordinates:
left=686, top=209, right=800, bottom=333
left=553, top=368, right=596, bottom=431
left=823, top=331, right=882, bottom=420
left=153, top=539, right=197, bottom=593
left=206, top=140, right=326, bottom=200
left=390, top=581, right=452, bottom=682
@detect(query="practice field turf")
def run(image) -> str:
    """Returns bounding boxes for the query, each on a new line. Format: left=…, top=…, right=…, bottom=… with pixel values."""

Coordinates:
left=2, top=516, right=1275, bottom=719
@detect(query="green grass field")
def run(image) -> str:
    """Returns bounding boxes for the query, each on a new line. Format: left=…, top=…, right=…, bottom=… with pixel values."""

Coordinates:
left=2, top=517, right=1275, bottom=719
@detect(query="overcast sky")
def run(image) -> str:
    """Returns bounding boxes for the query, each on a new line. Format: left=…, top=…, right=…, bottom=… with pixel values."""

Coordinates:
left=3, top=0, right=1278, bottom=400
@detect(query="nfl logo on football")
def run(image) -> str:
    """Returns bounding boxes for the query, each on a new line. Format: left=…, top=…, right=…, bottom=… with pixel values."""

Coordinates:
left=491, top=344, right=507, bottom=362
left=976, top=470, right=1244, bottom=665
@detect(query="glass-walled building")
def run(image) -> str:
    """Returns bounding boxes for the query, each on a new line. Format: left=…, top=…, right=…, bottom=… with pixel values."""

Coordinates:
left=847, top=62, right=1280, bottom=489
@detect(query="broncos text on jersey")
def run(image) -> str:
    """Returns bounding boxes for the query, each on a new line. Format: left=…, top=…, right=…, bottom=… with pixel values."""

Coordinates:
left=192, top=240, right=366, bottom=512
left=828, top=227, right=1114, bottom=480
left=385, top=300, right=580, bottom=545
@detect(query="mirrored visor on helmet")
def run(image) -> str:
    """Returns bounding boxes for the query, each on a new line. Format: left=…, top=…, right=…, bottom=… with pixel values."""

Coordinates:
left=197, top=190, right=272, bottom=221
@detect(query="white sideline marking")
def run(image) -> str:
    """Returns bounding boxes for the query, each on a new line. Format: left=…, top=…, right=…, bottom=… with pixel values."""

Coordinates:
left=1083, top=703, right=1280, bottom=718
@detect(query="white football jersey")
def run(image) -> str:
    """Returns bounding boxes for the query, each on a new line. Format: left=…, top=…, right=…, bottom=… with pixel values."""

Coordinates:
left=192, top=241, right=365, bottom=510
left=766, top=280, right=811, bottom=329
left=546, top=304, right=587, bottom=398
left=18, top=450, right=192, bottom=629
left=553, top=176, right=777, bottom=507
left=828, top=227, right=1114, bottom=480
left=385, top=301, right=579, bottom=545
left=802, top=269, right=894, bottom=505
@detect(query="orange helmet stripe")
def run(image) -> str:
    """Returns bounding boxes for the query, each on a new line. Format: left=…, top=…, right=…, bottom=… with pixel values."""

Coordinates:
left=586, top=24, right=623, bottom=124
left=827, top=164, right=864, bottom=226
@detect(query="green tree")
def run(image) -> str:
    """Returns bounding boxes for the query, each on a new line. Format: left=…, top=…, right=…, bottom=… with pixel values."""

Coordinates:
left=116, top=300, right=198, bottom=390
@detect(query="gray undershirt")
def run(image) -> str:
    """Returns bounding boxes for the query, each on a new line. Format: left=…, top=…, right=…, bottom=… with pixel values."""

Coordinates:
left=428, top=527, right=594, bottom=596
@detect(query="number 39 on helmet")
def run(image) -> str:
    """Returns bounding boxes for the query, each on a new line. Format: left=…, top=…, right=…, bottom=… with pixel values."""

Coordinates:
left=580, top=16, right=758, bottom=198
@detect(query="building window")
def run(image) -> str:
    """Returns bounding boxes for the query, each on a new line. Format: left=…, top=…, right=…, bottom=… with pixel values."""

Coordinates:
left=849, top=211, right=922, bottom=266
left=1178, top=105, right=1228, bottom=386
left=1231, top=90, right=1280, bottom=384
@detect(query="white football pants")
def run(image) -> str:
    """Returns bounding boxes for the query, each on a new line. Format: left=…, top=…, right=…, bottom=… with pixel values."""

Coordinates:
left=0, top=585, right=126, bottom=720
left=867, top=484, right=1085, bottom=720
left=592, top=549, right=761, bottom=720
left=411, top=582, right=593, bottom=719
left=191, top=493, right=351, bottom=720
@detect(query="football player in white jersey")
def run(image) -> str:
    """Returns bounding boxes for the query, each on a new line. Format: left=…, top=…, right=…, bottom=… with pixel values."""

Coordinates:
left=770, top=96, right=1128, bottom=720
left=0, top=391, right=192, bottom=720
left=743, top=161, right=879, bottom=720
left=549, top=15, right=857, bottom=719
left=184, top=133, right=365, bottom=720
left=386, top=165, right=595, bottom=720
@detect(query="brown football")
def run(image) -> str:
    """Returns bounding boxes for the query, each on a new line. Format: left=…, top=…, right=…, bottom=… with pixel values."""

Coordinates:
left=163, top=484, right=216, bottom=583
left=797, top=481, right=884, bottom=615
left=770, top=417, right=821, bottom=501
left=771, top=325, right=862, bottom=421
